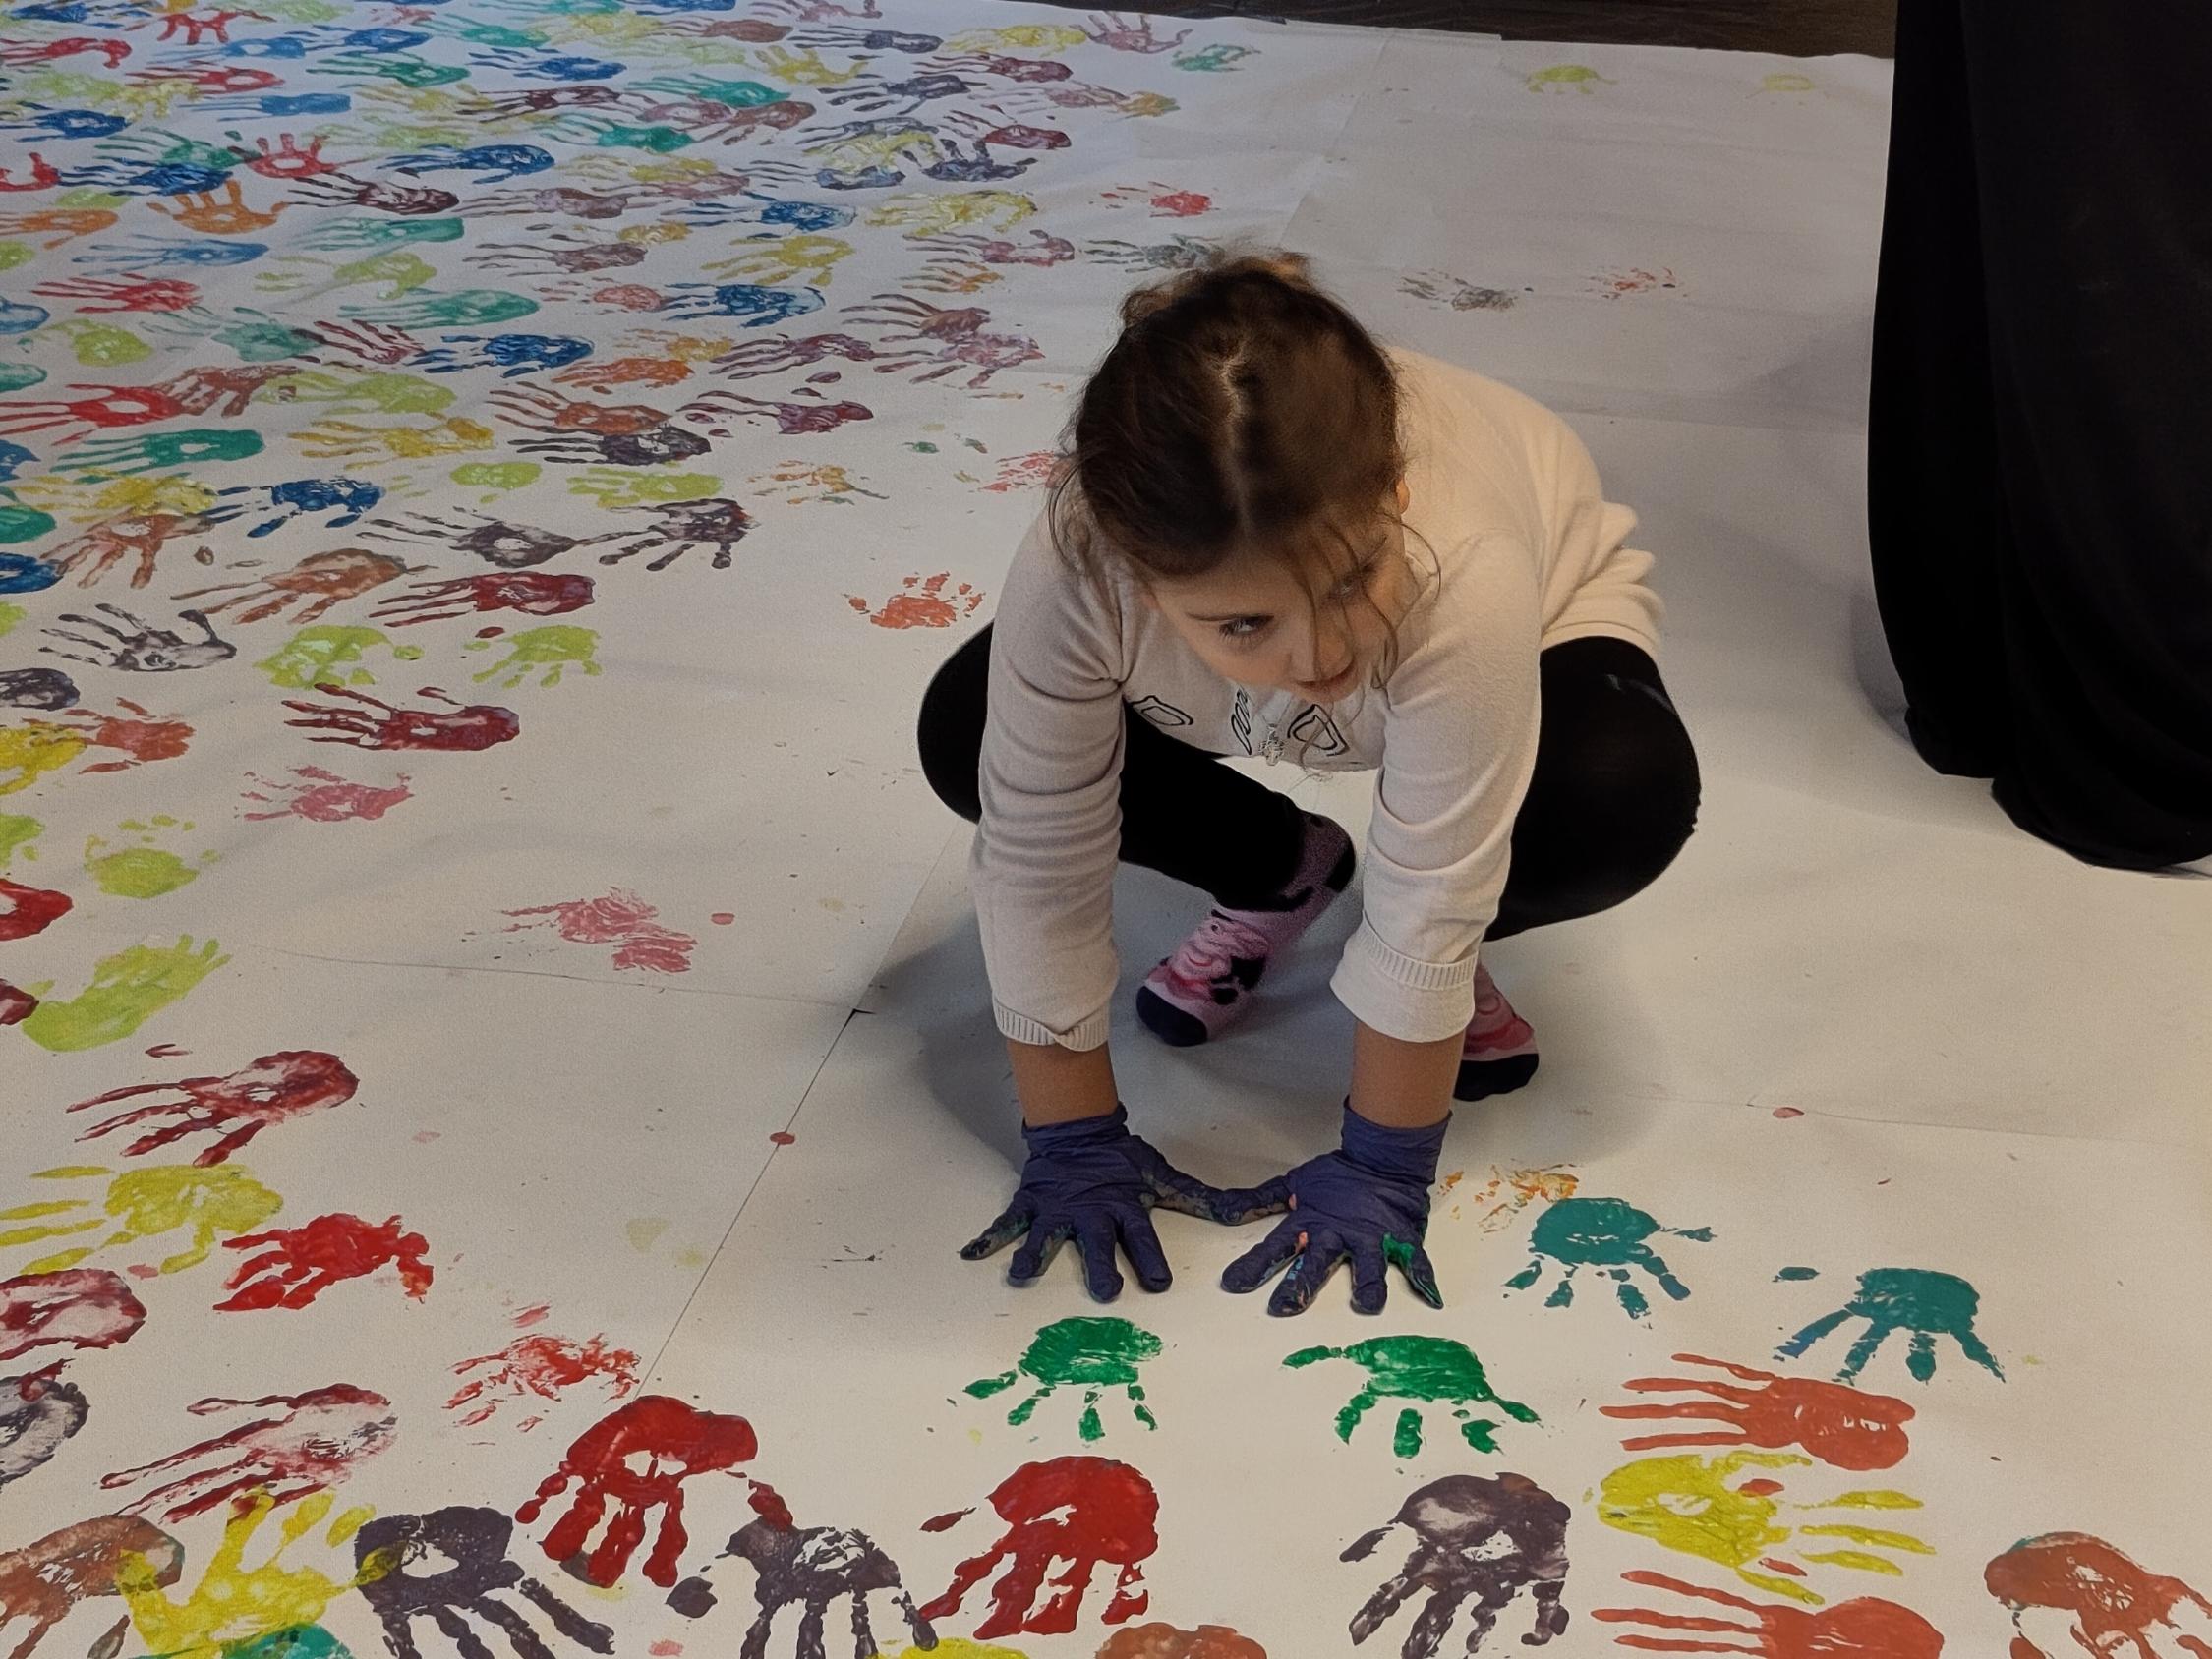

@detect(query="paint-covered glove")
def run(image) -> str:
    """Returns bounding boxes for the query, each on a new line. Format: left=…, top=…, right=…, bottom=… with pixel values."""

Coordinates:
left=1220, top=1103, right=1447, bottom=1317
left=961, top=1105, right=1256, bottom=1302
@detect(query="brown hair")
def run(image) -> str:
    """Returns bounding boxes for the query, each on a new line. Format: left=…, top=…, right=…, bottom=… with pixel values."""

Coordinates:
left=1045, top=244, right=1429, bottom=683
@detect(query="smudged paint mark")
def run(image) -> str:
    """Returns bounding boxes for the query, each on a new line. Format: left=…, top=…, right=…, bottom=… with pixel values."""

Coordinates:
left=650, top=1645, right=682, bottom=1657
left=710, top=912, right=734, bottom=925
left=0, top=876, right=71, bottom=940
left=625, top=1218, right=670, bottom=1253
left=1776, top=1267, right=2004, bottom=1384
left=768, top=1130, right=796, bottom=1146
left=447, top=1334, right=640, bottom=1430
left=1, top=1267, right=148, bottom=1363
left=1592, top=266, right=1679, bottom=299
left=2, top=1162, right=280, bottom=1276
left=1097, top=1625, right=1266, bottom=1658
left=1597, top=1452, right=1932, bottom=1605
left=966, top=1318, right=1163, bottom=1442
left=146, top=1044, right=188, bottom=1058
left=2, top=1367, right=91, bottom=1493
left=666, top=1512, right=934, bottom=1654
left=216, top=1214, right=433, bottom=1311
left=255, top=625, right=422, bottom=691
left=20, top=937, right=229, bottom=1053
left=452, top=460, right=542, bottom=494
left=1595, top=1570, right=1943, bottom=1655
left=980, top=452, right=1056, bottom=493
left=518, top=1396, right=770, bottom=1589
left=1399, top=270, right=1528, bottom=313
left=670, top=1246, right=710, bottom=1270
left=0, top=979, right=37, bottom=1024
left=874, top=1645, right=1026, bottom=1659
left=71, top=1051, right=358, bottom=1165
left=104, top=1387, right=395, bottom=1522
left=919, top=1458, right=1158, bottom=1638
left=1527, top=63, right=1615, bottom=92
left=0, top=668, right=81, bottom=713
left=1762, top=73, right=1818, bottom=93
left=83, top=817, right=217, bottom=899
left=242, top=766, right=414, bottom=824
left=355, top=1507, right=612, bottom=1659
left=118, top=1489, right=381, bottom=1659
left=1772, top=1107, right=1805, bottom=1119
left=512, top=1303, right=551, bottom=1328
left=499, top=890, right=697, bottom=973
left=1462, top=1164, right=1578, bottom=1231
left=1284, top=1336, right=1538, bottom=1458
left=1601, top=1353, right=1914, bottom=1471
left=0, top=1516, right=184, bottom=1659
left=1342, top=1473, right=1569, bottom=1655
left=412, top=1130, right=439, bottom=1145
left=0, top=812, right=40, bottom=865
left=1986, top=1532, right=2212, bottom=1659
left=1504, top=1196, right=1714, bottom=1319
left=1776, top=1267, right=1821, bottom=1282
left=0, top=601, right=22, bottom=639
left=847, top=573, right=986, bottom=629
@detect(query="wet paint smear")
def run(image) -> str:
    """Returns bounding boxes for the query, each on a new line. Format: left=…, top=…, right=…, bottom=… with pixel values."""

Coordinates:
left=919, top=1457, right=1158, bottom=1638
left=1342, top=1473, right=1569, bottom=1656
left=967, top=1317, right=1164, bottom=1442
left=1285, top=1335, right=1538, bottom=1457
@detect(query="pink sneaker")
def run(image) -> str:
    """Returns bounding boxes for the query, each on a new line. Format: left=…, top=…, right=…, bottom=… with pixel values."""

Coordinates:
left=1135, top=814, right=1355, bottom=1047
left=1456, top=960, right=1539, bottom=1100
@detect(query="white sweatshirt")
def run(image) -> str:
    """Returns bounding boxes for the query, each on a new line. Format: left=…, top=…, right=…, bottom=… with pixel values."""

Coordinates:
left=972, top=345, right=1662, bottom=1049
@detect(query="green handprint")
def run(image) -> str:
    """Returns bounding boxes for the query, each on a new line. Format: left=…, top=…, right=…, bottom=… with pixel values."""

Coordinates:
left=52, top=320, right=152, bottom=367
left=273, top=370, right=453, bottom=417
left=964, top=1317, right=1163, bottom=1442
left=1284, top=1334, right=1539, bottom=1457
left=340, top=290, right=539, bottom=328
left=256, top=625, right=422, bottom=691
left=466, top=626, right=601, bottom=689
left=567, top=468, right=719, bottom=509
left=84, top=816, right=216, bottom=898
left=1777, top=1267, right=2005, bottom=1384
left=296, top=217, right=466, bottom=253
left=18, top=936, right=229, bottom=1053
left=1504, top=1196, right=1714, bottom=1318
left=0, top=812, right=39, bottom=866
left=62, top=429, right=263, bottom=480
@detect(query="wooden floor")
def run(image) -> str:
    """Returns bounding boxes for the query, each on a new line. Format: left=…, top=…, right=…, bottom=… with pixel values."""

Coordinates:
left=1031, top=0, right=1893, bottom=57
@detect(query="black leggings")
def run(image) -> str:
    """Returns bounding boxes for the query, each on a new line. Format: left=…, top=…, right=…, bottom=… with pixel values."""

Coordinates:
left=918, top=628, right=1700, bottom=940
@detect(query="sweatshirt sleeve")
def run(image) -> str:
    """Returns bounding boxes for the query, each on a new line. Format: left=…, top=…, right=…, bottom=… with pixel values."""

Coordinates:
left=1535, top=408, right=1662, bottom=654
left=971, top=521, right=1129, bottom=1051
left=1331, top=532, right=1544, bottom=1043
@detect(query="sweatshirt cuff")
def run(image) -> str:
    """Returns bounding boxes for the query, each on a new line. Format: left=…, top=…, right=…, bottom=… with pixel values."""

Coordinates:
left=1330, top=920, right=1478, bottom=1044
left=994, top=1000, right=1113, bottom=1052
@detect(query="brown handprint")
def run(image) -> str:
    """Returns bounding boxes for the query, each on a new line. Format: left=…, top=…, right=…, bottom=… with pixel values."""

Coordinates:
left=0, top=1516, right=183, bottom=1659
left=1986, top=1533, right=2212, bottom=1659
left=1594, top=1571, right=1944, bottom=1656
left=282, top=686, right=520, bottom=752
left=373, top=572, right=596, bottom=627
left=1601, top=1353, right=1915, bottom=1471
left=173, top=549, right=418, bottom=625
left=101, top=1385, right=396, bottom=1521
left=70, top=1051, right=360, bottom=1166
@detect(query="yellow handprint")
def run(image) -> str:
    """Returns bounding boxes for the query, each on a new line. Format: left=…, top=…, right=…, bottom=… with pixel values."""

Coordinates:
left=864, top=190, right=1035, bottom=238
left=748, top=44, right=865, bottom=86
left=566, top=467, right=718, bottom=509
left=298, top=416, right=494, bottom=461
left=120, top=1490, right=386, bottom=1659
left=0, top=1163, right=280, bottom=1275
left=703, top=233, right=852, bottom=287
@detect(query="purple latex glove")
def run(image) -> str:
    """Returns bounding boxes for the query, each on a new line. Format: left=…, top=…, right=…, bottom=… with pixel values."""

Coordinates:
left=1220, top=1103, right=1448, bottom=1316
left=960, top=1105, right=1260, bottom=1301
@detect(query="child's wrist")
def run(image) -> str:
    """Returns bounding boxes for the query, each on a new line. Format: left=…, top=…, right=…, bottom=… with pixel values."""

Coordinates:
left=1340, top=1099, right=1448, bottom=1182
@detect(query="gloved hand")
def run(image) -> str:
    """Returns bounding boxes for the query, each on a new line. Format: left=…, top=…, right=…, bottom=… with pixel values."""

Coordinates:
left=960, top=1105, right=1261, bottom=1301
left=1220, top=1103, right=1448, bottom=1316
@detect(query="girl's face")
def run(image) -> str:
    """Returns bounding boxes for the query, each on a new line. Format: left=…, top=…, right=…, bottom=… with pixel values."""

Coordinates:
left=1139, top=479, right=1414, bottom=703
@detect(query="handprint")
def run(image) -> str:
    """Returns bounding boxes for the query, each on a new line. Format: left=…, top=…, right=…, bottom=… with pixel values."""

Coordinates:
left=354, top=1507, right=614, bottom=1659
left=1986, top=1532, right=2212, bottom=1659
left=1601, top=1353, right=1915, bottom=1471
left=70, top=1051, right=360, bottom=1165
left=447, top=1334, right=639, bottom=1431
left=0, top=1516, right=183, bottom=1659
left=216, top=1214, right=434, bottom=1312
left=666, top=1511, right=935, bottom=1659
left=0, top=668, right=79, bottom=712
left=1, top=1268, right=146, bottom=1363
left=0, top=877, right=70, bottom=941
left=1597, top=1452, right=1933, bottom=1605
left=918, top=1457, right=1156, bottom=1639
left=1283, top=1336, right=1539, bottom=1457
left=1503, top=1196, right=1714, bottom=1317
left=965, top=1317, right=1162, bottom=1442
left=117, top=1488, right=382, bottom=1659
left=1776, top=1267, right=2004, bottom=1384
left=2, top=1162, right=276, bottom=1276
left=466, top=626, right=602, bottom=689
left=847, top=572, right=983, bottom=629
left=600, top=497, right=755, bottom=571
left=255, top=626, right=422, bottom=691
left=517, top=1396, right=775, bottom=1588
left=1341, top=1473, right=1571, bottom=1656
left=1593, top=1571, right=1944, bottom=1656
left=174, top=550, right=417, bottom=626
left=2, top=1368, right=89, bottom=1493
left=498, top=890, right=695, bottom=973
left=41, top=604, right=236, bottom=671
left=282, top=686, right=520, bottom=753
left=102, top=1386, right=396, bottom=1521
left=1096, top=1627, right=1266, bottom=1658
left=363, top=510, right=614, bottom=570
left=373, top=572, right=596, bottom=627
left=240, top=767, right=414, bottom=825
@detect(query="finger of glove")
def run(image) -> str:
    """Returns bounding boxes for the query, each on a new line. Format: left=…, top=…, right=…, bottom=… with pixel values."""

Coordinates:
left=1007, top=1219, right=1072, bottom=1285
left=1401, top=1242, right=1446, bottom=1309
left=960, top=1201, right=1034, bottom=1262
left=1197, top=1174, right=1295, bottom=1226
left=1349, top=1240, right=1390, bottom=1315
left=1133, top=1150, right=1240, bottom=1221
left=1268, top=1232, right=1349, bottom=1317
left=1220, top=1217, right=1306, bottom=1294
left=1073, top=1218, right=1126, bottom=1303
left=1117, top=1209, right=1173, bottom=1294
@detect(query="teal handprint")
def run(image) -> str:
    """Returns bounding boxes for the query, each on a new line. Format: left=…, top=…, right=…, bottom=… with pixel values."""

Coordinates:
left=1777, top=1266, right=2004, bottom=1383
left=964, top=1316, right=1163, bottom=1441
left=1284, top=1335, right=1539, bottom=1457
left=63, top=429, right=262, bottom=478
left=1504, top=1196, right=1713, bottom=1318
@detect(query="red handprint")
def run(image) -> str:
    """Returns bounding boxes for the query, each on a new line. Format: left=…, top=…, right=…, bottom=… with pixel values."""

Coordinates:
left=154, top=6, right=268, bottom=43
left=373, top=572, right=596, bottom=627
left=515, top=1395, right=772, bottom=1588
left=499, top=890, right=696, bottom=973
left=1, top=34, right=130, bottom=66
left=136, top=62, right=281, bottom=93
left=234, top=133, right=343, bottom=181
left=100, top=1384, right=397, bottom=1521
left=31, top=275, right=201, bottom=314
left=0, top=384, right=188, bottom=444
left=1987, top=1533, right=2212, bottom=1659
left=446, top=1334, right=640, bottom=1431
left=0, top=154, right=63, bottom=193
left=0, top=877, right=71, bottom=942
left=918, top=1457, right=1158, bottom=1639
left=283, top=685, right=520, bottom=752
left=1601, top=1353, right=1915, bottom=1472
left=1594, top=1571, right=1945, bottom=1656
left=215, top=1213, right=434, bottom=1311
left=48, top=698, right=195, bottom=774
left=173, top=548, right=417, bottom=625
left=1, top=1269, right=148, bottom=1364
left=69, top=1050, right=360, bottom=1165
left=240, top=765, right=413, bottom=823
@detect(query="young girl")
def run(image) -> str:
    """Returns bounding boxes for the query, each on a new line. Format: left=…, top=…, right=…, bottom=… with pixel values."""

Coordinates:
left=918, top=249, right=1699, bottom=1318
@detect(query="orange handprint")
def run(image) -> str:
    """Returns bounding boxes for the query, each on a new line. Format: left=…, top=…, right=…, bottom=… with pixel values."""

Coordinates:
left=1601, top=1353, right=1915, bottom=1472
left=146, top=182, right=289, bottom=236
left=1594, top=1571, right=1944, bottom=1656
left=846, top=573, right=984, bottom=629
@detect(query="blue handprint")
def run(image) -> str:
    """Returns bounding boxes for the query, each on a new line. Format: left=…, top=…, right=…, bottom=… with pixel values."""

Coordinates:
left=215, top=478, right=384, bottom=538
left=660, top=285, right=825, bottom=326
left=1777, top=1266, right=2005, bottom=1384
left=416, top=334, right=592, bottom=378
left=384, top=145, right=555, bottom=184
left=1504, top=1196, right=1715, bottom=1319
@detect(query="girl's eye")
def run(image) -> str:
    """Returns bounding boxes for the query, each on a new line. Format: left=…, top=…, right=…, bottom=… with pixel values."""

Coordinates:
left=1218, top=617, right=1268, bottom=643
